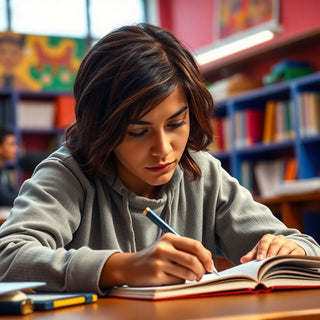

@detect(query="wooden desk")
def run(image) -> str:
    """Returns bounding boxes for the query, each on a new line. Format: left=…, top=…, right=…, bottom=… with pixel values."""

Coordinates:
left=256, top=190, right=320, bottom=232
left=2, top=288, right=320, bottom=320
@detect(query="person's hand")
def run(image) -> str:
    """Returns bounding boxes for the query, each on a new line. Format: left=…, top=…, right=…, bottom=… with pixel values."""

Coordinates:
left=100, top=232, right=214, bottom=288
left=240, top=234, right=306, bottom=264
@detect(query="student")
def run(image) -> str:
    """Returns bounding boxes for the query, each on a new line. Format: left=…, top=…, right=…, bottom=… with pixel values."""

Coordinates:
left=0, top=24, right=319, bottom=294
left=0, top=127, right=18, bottom=206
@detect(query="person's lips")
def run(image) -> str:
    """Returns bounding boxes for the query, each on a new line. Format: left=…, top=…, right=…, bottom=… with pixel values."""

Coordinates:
left=146, top=161, right=175, bottom=173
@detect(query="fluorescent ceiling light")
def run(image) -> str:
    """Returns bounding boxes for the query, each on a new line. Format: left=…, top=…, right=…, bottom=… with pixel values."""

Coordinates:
left=196, top=29, right=275, bottom=66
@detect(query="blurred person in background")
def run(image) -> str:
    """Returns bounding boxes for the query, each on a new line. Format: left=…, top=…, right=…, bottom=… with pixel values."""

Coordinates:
left=0, top=126, right=18, bottom=206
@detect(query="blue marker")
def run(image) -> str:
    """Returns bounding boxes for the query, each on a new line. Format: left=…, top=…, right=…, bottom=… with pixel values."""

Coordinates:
left=142, top=207, right=180, bottom=236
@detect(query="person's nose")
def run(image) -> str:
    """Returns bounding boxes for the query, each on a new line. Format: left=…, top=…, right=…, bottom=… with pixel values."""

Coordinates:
left=150, top=130, right=172, bottom=157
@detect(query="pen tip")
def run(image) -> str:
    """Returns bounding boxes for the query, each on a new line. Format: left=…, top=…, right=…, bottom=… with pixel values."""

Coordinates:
left=142, top=207, right=150, bottom=215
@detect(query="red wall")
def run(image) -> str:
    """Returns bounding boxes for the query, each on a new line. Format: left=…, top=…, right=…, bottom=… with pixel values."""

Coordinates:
left=158, top=0, right=320, bottom=51
left=157, top=0, right=320, bottom=81
left=158, top=0, right=215, bottom=51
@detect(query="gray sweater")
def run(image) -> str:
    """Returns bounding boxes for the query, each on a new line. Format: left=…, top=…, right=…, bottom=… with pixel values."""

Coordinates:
left=0, top=145, right=319, bottom=294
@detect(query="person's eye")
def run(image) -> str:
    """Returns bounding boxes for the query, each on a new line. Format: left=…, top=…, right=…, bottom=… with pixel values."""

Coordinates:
left=168, top=120, right=186, bottom=129
left=128, top=129, right=148, bottom=137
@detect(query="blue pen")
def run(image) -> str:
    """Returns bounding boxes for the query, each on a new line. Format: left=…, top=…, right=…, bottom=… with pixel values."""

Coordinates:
left=142, top=207, right=180, bottom=236
left=142, top=206, right=220, bottom=276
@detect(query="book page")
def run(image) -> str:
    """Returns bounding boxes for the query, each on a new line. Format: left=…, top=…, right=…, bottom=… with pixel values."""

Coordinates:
left=258, top=255, right=320, bottom=281
left=111, top=261, right=263, bottom=296
left=219, top=259, right=265, bottom=280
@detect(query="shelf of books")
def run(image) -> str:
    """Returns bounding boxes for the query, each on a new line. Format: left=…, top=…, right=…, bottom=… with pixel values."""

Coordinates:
left=0, top=89, right=75, bottom=182
left=208, top=71, right=320, bottom=240
left=209, top=72, right=320, bottom=194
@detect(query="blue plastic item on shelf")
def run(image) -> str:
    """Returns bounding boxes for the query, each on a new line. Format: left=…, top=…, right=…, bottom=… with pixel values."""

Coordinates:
left=263, top=60, right=314, bottom=85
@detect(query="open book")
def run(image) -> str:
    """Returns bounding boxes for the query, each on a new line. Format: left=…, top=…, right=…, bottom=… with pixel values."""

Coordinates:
left=108, top=255, right=320, bottom=300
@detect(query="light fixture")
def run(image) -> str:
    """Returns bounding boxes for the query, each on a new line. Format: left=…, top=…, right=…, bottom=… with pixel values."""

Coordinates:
left=195, top=28, right=277, bottom=66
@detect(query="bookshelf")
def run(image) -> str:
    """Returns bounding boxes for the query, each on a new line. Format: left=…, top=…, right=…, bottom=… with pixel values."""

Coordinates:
left=209, top=72, right=320, bottom=239
left=0, top=89, right=75, bottom=183
left=210, top=72, right=320, bottom=185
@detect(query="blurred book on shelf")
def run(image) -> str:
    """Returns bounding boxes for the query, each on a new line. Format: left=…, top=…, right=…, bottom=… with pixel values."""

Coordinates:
left=208, top=118, right=231, bottom=153
left=241, top=158, right=297, bottom=198
left=17, top=100, right=55, bottom=129
left=55, top=96, right=75, bottom=129
left=298, top=92, right=320, bottom=137
left=232, top=100, right=294, bottom=149
left=207, top=73, right=261, bottom=102
left=246, top=109, right=265, bottom=146
left=276, top=177, right=320, bottom=195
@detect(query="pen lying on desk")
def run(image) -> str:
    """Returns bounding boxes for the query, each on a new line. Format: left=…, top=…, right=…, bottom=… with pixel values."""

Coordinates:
left=142, top=207, right=219, bottom=276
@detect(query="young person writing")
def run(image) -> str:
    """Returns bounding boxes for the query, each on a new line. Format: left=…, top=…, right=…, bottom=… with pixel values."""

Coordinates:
left=0, top=24, right=319, bottom=295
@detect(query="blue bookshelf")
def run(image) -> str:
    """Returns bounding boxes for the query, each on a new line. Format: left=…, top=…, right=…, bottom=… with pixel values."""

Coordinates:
left=0, top=89, right=73, bottom=182
left=210, top=72, right=320, bottom=241
left=211, top=72, right=320, bottom=181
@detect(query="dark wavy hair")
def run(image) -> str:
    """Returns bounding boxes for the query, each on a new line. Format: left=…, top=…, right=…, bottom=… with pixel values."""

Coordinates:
left=65, top=23, right=214, bottom=180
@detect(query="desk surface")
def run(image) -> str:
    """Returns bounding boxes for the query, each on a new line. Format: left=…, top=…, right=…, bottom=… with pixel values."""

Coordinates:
left=2, top=288, right=320, bottom=320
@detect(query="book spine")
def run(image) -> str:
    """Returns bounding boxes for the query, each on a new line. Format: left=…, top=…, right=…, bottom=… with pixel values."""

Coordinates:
left=222, top=117, right=231, bottom=151
left=285, top=101, right=295, bottom=139
left=234, top=111, right=246, bottom=148
left=55, top=96, right=76, bottom=129
left=215, top=118, right=224, bottom=151
left=275, top=101, right=285, bottom=141
left=246, top=109, right=264, bottom=146
left=208, top=117, right=231, bottom=153
left=262, top=100, right=276, bottom=143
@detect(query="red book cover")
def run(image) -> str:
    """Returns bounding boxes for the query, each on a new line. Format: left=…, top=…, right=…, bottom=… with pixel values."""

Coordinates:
left=246, top=109, right=265, bottom=146
left=215, top=118, right=225, bottom=151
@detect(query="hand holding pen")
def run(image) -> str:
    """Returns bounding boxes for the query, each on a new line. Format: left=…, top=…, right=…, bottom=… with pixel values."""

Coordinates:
left=143, top=207, right=219, bottom=276
left=100, top=207, right=217, bottom=288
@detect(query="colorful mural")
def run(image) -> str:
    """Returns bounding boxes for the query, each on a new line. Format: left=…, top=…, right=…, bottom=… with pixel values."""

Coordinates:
left=0, top=32, right=86, bottom=92
left=218, top=0, right=276, bottom=39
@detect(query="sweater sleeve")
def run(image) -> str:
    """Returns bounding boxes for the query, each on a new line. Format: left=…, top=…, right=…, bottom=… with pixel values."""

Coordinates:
left=0, top=156, right=115, bottom=295
left=213, top=162, right=320, bottom=264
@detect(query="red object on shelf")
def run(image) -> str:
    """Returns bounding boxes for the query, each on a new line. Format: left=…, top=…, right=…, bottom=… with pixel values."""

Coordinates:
left=246, top=109, right=265, bottom=146
left=55, top=96, right=76, bottom=129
